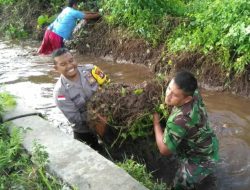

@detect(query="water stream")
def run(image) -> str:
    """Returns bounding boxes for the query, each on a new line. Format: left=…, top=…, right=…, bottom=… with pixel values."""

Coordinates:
left=1, top=40, right=249, bottom=190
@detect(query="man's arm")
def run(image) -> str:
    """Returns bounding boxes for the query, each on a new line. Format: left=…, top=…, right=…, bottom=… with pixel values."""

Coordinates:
left=153, top=113, right=172, bottom=156
left=83, top=12, right=101, bottom=20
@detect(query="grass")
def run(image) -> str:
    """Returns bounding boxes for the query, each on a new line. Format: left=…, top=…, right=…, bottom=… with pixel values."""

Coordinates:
left=0, top=91, right=74, bottom=189
left=117, top=156, right=169, bottom=190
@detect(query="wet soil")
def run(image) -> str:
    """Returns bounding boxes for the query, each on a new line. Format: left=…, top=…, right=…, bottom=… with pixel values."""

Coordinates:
left=87, top=81, right=164, bottom=128
left=69, top=21, right=162, bottom=68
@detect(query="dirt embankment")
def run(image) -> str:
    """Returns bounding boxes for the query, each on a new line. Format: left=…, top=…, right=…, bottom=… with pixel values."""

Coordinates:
left=1, top=0, right=248, bottom=97
left=1, top=0, right=249, bottom=97
left=69, top=20, right=250, bottom=98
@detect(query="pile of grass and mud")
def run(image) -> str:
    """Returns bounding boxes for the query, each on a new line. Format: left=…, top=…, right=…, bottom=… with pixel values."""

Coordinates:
left=86, top=79, right=178, bottom=185
left=87, top=80, right=166, bottom=145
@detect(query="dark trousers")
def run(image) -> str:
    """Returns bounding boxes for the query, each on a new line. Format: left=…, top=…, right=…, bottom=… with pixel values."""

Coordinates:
left=73, top=131, right=101, bottom=151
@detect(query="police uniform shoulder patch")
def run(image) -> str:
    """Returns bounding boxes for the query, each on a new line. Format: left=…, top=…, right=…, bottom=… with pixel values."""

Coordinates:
left=86, top=72, right=97, bottom=85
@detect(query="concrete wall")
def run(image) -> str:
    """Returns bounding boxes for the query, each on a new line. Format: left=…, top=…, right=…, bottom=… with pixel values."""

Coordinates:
left=3, top=102, right=148, bottom=190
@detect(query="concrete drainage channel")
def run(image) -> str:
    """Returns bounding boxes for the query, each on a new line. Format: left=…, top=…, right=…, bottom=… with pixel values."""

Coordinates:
left=3, top=100, right=148, bottom=190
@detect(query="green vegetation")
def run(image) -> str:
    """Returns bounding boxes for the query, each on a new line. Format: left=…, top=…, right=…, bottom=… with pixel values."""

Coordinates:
left=0, top=0, right=14, bottom=5
left=117, top=157, right=168, bottom=190
left=101, top=0, right=185, bottom=45
left=36, top=0, right=65, bottom=29
left=168, top=0, right=250, bottom=74
left=0, top=91, right=16, bottom=115
left=37, top=14, right=57, bottom=29
left=0, top=124, right=68, bottom=189
left=0, top=0, right=65, bottom=39
left=4, top=24, right=29, bottom=39
left=101, top=0, right=249, bottom=74
left=112, top=112, right=154, bottom=148
left=119, top=102, right=168, bottom=143
left=0, top=91, right=71, bottom=189
left=1, top=0, right=249, bottom=74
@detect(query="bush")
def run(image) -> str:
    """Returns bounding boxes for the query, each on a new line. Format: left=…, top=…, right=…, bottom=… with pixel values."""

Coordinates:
left=101, top=0, right=185, bottom=45
left=0, top=0, right=14, bottom=5
left=168, top=0, right=250, bottom=74
left=0, top=124, right=67, bottom=189
left=0, top=91, right=16, bottom=115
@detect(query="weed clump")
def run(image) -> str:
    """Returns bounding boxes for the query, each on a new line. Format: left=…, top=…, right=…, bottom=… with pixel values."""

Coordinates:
left=87, top=80, right=167, bottom=146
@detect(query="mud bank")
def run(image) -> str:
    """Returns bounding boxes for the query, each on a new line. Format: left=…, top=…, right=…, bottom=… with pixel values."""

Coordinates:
left=69, top=21, right=250, bottom=98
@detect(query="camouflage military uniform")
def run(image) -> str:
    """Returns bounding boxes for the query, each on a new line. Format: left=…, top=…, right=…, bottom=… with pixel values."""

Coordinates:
left=163, top=90, right=219, bottom=189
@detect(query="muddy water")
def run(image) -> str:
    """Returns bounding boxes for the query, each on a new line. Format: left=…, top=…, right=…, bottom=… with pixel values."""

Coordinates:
left=1, top=41, right=250, bottom=190
left=202, top=92, right=250, bottom=190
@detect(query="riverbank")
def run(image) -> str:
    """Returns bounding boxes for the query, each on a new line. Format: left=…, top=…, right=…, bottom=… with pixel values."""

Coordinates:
left=68, top=20, right=250, bottom=98
left=0, top=0, right=249, bottom=98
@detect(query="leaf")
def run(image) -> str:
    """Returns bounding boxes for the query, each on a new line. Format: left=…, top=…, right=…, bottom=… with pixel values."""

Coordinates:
left=47, top=14, right=57, bottom=24
left=133, top=88, right=143, bottom=95
left=159, top=104, right=165, bottom=110
left=121, top=87, right=126, bottom=96
left=37, top=15, right=49, bottom=26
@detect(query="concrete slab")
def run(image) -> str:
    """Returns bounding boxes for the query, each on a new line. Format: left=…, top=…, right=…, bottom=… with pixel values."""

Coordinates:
left=4, top=104, right=148, bottom=190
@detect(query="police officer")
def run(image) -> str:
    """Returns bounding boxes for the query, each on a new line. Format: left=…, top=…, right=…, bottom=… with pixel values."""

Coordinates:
left=52, top=48, right=107, bottom=151
left=153, top=71, right=219, bottom=189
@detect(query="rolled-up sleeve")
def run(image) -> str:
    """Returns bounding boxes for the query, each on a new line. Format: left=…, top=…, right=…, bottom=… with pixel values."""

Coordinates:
left=163, top=119, right=187, bottom=153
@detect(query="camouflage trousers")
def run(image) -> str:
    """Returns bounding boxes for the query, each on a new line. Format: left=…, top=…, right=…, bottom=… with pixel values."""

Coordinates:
left=173, top=159, right=216, bottom=190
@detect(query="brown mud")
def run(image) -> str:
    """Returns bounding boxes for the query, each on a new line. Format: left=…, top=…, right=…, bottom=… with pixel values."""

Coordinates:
left=87, top=81, right=165, bottom=129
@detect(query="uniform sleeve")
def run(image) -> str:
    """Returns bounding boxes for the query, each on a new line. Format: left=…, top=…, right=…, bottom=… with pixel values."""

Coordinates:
left=54, top=89, right=85, bottom=126
left=163, top=116, right=188, bottom=153
left=72, top=9, right=84, bottom=20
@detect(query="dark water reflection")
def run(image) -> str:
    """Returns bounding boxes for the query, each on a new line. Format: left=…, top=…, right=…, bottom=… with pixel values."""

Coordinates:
left=1, top=41, right=250, bottom=190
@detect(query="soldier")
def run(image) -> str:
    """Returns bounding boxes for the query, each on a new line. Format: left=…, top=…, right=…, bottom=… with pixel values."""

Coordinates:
left=52, top=48, right=107, bottom=151
left=153, top=71, right=219, bottom=189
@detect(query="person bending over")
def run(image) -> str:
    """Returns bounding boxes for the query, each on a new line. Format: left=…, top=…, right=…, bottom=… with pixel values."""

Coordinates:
left=38, top=0, right=100, bottom=55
